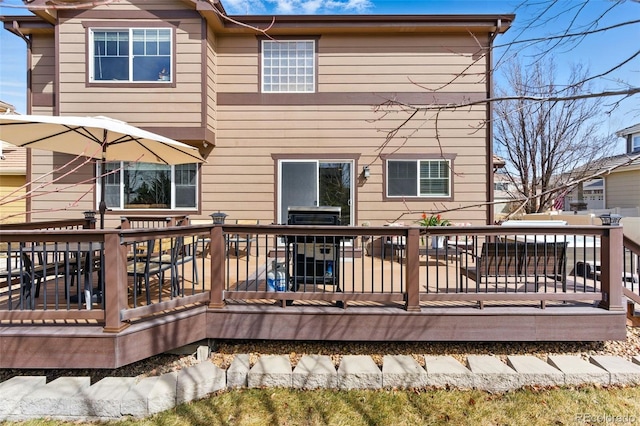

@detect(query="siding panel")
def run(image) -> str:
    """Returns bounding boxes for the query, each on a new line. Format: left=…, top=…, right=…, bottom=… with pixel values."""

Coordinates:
left=57, top=1, right=204, bottom=126
left=606, top=171, right=640, bottom=209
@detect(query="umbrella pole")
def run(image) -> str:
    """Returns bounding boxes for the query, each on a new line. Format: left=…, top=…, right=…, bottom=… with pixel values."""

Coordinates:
left=99, top=143, right=106, bottom=229
left=99, top=196, right=106, bottom=230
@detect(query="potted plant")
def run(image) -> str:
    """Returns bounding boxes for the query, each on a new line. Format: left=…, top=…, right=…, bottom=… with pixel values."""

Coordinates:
left=417, top=213, right=451, bottom=249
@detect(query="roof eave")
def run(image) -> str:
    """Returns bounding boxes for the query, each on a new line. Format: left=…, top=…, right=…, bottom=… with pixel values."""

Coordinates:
left=218, top=14, right=514, bottom=35
left=2, top=16, right=54, bottom=36
left=616, top=123, right=640, bottom=137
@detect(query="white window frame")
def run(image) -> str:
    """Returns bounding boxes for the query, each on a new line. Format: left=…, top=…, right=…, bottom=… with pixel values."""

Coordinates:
left=386, top=159, right=452, bottom=198
left=89, top=28, right=173, bottom=83
left=261, top=40, right=315, bottom=93
left=633, top=134, right=640, bottom=152
left=98, top=162, right=198, bottom=211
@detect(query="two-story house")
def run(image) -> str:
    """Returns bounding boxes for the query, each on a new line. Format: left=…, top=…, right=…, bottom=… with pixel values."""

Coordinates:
left=562, top=124, right=640, bottom=216
left=2, top=0, right=513, bottom=227
left=607, top=123, right=640, bottom=213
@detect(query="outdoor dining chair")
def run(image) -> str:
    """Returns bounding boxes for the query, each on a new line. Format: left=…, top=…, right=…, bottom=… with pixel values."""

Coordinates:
left=228, top=219, right=260, bottom=257
left=127, top=236, right=196, bottom=305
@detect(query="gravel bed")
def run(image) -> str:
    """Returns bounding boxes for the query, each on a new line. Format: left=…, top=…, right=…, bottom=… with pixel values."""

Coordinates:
left=1, top=326, right=639, bottom=384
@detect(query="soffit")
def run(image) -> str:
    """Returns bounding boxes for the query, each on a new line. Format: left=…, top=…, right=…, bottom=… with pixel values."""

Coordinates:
left=2, top=16, right=54, bottom=35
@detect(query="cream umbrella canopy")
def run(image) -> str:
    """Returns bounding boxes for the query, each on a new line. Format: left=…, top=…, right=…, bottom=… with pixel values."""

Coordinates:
left=0, top=114, right=205, bottom=227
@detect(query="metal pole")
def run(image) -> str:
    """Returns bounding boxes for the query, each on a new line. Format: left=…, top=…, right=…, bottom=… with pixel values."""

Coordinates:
left=99, top=135, right=107, bottom=229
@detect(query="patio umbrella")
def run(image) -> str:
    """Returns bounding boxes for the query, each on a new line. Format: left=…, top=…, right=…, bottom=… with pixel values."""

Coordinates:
left=0, top=114, right=205, bottom=228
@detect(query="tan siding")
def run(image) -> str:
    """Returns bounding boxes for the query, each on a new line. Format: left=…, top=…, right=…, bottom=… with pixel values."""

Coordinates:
left=30, top=151, right=95, bottom=221
left=319, top=34, right=487, bottom=50
left=217, top=37, right=260, bottom=93
left=606, top=170, right=640, bottom=209
left=31, top=37, right=55, bottom=96
left=217, top=33, right=487, bottom=94
left=0, top=144, right=26, bottom=174
left=31, top=107, right=55, bottom=115
left=320, top=55, right=484, bottom=66
left=57, top=1, right=205, bottom=127
left=206, top=29, right=217, bottom=133
left=216, top=128, right=485, bottom=140
left=207, top=104, right=488, bottom=224
left=31, top=6, right=494, bottom=225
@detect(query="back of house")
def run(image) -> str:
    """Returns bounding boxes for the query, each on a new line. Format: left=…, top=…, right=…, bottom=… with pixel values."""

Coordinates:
left=2, top=0, right=513, bottom=227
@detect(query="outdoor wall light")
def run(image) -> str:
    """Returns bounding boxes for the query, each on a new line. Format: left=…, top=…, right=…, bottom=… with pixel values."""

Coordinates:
left=363, top=165, right=370, bottom=179
left=598, top=213, right=622, bottom=226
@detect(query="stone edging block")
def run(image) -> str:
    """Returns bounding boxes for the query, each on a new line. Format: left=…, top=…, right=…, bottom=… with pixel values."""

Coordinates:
left=3, top=353, right=640, bottom=422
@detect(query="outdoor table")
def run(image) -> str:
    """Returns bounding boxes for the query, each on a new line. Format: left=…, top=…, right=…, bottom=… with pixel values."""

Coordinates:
left=29, top=242, right=103, bottom=310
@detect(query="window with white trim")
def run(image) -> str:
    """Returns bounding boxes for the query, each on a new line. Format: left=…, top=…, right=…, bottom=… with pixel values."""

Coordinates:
left=90, top=28, right=172, bottom=82
left=633, top=135, right=640, bottom=152
left=262, top=40, right=315, bottom=93
left=102, top=162, right=197, bottom=210
left=387, top=159, right=451, bottom=197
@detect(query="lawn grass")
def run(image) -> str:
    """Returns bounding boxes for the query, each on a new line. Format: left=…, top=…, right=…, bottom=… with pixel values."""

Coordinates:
left=9, top=386, right=640, bottom=426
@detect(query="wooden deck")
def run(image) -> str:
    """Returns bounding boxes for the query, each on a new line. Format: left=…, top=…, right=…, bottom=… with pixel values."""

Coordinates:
left=0, top=220, right=634, bottom=369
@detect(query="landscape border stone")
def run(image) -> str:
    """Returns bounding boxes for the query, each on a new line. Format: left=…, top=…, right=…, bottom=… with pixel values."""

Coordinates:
left=0, top=353, right=636, bottom=422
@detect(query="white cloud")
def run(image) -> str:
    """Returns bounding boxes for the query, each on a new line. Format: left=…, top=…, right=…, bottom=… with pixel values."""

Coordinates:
left=220, top=0, right=373, bottom=15
left=325, top=0, right=373, bottom=13
left=222, top=0, right=268, bottom=15
left=271, top=0, right=296, bottom=14
left=301, top=0, right=323, bottom=14
left=221, top=0, right=374, bottom=15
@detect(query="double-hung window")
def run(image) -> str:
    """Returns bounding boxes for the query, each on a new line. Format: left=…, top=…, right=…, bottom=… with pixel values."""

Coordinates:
left=386, top=159, right=451, bottom=198
left=633, top=135, right=640, bottom=152
left=102, top=162, right=197, bottom=210
left=90, top=28, right=172, bottom=82
left=262, top=40, right=315, bottom=93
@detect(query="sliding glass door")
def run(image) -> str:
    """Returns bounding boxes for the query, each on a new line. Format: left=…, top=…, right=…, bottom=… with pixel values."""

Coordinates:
left=279, top=160, right=353, bottom=225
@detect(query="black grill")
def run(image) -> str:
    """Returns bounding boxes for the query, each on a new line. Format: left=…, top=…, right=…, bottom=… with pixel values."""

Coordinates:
left=287, top=206, right=341, bottom=226
left=287, top=206, right=341, bottom=288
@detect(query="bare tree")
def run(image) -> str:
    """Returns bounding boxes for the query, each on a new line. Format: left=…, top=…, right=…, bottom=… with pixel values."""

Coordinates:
left=494, top=58, right=616, bottom=214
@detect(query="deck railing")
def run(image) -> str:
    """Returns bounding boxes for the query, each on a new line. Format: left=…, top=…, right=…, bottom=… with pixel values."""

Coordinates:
left=220, top=224, right=625, bottom=312
left=622, top=236, right=640, bottom=305
left=0, top=220, right=629, bottom=331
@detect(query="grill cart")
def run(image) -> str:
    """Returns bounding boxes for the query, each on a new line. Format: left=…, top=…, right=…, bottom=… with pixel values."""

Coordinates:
left=286, top=206, right=341, bottom=292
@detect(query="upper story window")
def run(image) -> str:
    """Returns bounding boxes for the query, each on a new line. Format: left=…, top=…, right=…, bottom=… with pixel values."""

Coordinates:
left=102, top=162, right=197, bottom=210
left=90, top=28, right=172, bottom=83
left=633, top=135, right=640, bottom=152
left=387, top=159, right=451, bottom=198
left=262, top=40, right=315, bottom=93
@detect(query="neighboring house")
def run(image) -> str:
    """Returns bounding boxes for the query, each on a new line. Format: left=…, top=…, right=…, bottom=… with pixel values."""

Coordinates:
left=2, top=1, right=513, bottom=227
left=491, top=155, right=518, bottom=220
left=493, top=172, right=519, bottom=220
left=618, top=123, right=640, bottom=154
left=601, top=123, right=640, bottom=212
left=563, top=123, right=640, bottom=215
left=0, top=101, right=27, bottom=223
left=564, top=178, right=605, bottom=211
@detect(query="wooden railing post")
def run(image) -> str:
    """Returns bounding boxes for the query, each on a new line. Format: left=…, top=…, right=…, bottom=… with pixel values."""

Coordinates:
left=103, top=232, right=130, bottom=333
left=599, top=226, right=625, bottom=311
left=405, top=227, right=421, bottom=312
left=209, top=225, right=226, bottom=309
